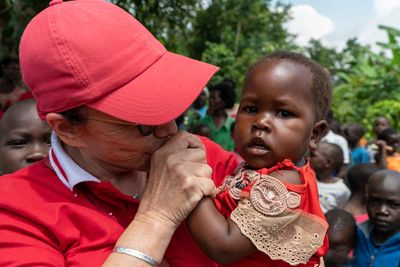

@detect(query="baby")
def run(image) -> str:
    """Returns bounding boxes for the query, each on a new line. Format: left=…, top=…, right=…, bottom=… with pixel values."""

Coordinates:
left=188, top=51, right=332, bottom=266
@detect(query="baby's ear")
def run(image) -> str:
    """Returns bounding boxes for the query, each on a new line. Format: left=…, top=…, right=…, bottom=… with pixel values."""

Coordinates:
left=310, top=120, right=328, bottom=150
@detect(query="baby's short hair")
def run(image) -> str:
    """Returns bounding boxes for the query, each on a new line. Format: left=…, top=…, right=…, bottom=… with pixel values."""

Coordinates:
left=245, top=51, right=332, bottom=121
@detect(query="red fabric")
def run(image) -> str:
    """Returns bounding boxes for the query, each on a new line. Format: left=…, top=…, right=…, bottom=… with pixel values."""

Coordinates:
left=17, top=91, right=33, bottom=101
left=214, top=159, right=329, bottom=267
left=354, top=213, right=369, bottom=224
left=0, top=138, right=238, bottom=266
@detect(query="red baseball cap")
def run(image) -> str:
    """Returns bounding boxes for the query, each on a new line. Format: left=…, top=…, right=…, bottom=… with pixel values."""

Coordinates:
left=19, top=0, right=218, bottom=125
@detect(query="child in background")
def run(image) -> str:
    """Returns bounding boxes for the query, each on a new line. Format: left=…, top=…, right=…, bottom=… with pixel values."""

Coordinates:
left=373, top=116, right=390, bottom=137
left=188, top=51, right=331, bottom=266
left=309, top=142, right=351, bottom=213
left=324, top=209, right=356, bottom=267
left=352, top=170, right=400, bottom=267
left=321, top=110, right=350, bottom=177
left=375, top=127, right=400, bottom=172
left=344, top=123, right=371, bottom=164
left=0, top=99, right=51, bottom=174
left=344, top=163, right=379, bottom=223
left=181, top=87, right=209, bottom=132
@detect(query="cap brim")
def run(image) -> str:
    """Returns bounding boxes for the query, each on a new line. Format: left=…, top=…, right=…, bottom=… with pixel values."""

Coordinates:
left=87, top=51, right=218, bottom=125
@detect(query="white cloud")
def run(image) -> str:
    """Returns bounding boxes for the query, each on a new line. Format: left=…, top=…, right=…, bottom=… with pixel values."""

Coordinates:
left=285, top=4, right=335, bottom=46
left=373, top=0, right=400, bottom=18
left=358, top=0, right=400, bottom=51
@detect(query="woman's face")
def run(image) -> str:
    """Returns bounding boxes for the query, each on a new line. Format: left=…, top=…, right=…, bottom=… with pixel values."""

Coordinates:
left=73, top=108, right=177, bottom=174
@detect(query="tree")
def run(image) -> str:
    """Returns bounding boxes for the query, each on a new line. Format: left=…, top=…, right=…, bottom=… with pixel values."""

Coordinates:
left=332, top=25, right=400, bottom=136
left=189, top=0, right=295, bottom=93
left=0, top=0, right=47, bottom=59
left=112, top=0, right=203, bottom=54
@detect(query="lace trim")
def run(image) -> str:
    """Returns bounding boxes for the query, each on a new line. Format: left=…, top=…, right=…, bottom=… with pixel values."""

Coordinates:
left=216, top=167, right=259, bottom=200
left=250, top=176, right=301, bottom=216
left=231, top=175, right=327, bottom=266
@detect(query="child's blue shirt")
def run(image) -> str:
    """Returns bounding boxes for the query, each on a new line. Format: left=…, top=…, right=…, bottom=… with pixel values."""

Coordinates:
left=351, top=146, right=371, bottom=164
left=352, top=220, right=400, bottom=267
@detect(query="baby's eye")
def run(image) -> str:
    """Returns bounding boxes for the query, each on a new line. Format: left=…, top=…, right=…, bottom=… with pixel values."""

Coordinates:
left=6, top=140, right=28, bottom=149
left=243, top=106, right=257, bottom=114
left=276, top=110, right=293, bottom=118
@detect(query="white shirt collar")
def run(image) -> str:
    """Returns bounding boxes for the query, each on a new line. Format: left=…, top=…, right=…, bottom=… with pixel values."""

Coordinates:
left=49, top=132, right=99, bottom=190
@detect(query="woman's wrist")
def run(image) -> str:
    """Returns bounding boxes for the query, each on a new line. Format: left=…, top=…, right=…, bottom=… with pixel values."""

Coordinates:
left=103, top=212, right=177, bottom=266
left=116, top=212, right=176, bottom=261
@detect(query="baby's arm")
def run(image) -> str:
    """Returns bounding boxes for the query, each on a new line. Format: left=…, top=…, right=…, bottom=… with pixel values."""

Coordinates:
left=187, top=197, right=256, bottom=264
left=187, top=169, right=302, bottom=264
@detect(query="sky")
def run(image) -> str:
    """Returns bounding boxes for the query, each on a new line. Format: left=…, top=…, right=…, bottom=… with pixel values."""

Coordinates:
left=273, top=0, right=400, bottom=51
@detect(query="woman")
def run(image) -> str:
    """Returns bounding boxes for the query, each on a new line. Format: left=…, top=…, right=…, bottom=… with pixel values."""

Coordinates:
left=0, top=1, right=237, bottom=266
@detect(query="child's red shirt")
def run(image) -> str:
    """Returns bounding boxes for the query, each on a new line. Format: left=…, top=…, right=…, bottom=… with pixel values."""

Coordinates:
left=214, top=159, right=329, bottom=267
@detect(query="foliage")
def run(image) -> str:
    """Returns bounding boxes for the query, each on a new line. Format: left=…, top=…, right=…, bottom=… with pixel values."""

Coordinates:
left=363, top=100, right=400, bottom=138
left=332, top=25, right=400, bottom=136
left=304, top=38, right=373, bottom=86
left=190, top=0, right=296, bottom=95
left=0, top=0, right=47, bottom=59
left=112, top=0, right=203, bottom=54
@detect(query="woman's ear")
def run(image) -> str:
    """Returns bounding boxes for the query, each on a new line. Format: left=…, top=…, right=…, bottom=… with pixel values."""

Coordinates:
left=46, top=113, right=87, bottom=148
left=310, top=120, right=328, bottom=151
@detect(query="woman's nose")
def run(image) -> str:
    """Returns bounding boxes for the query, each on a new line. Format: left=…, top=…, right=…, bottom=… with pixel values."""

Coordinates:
left=153, top=120, right=178, bottom=138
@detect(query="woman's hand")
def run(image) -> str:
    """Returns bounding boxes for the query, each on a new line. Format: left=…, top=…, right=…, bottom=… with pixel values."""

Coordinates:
left=138, top=131, right=216, bottom=229
left=105, top=131, right=216, bottom=266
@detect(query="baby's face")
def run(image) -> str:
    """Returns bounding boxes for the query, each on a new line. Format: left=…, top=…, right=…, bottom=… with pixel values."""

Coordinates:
left=235, top=59, right=318, bottom=169
left=0, top=111, right=51, bottom=174
left=367, top=174, right=400, bottom=236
